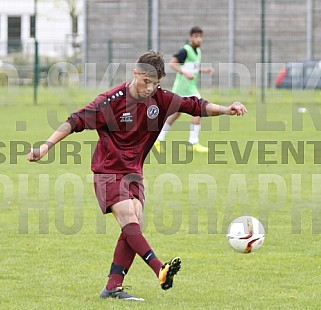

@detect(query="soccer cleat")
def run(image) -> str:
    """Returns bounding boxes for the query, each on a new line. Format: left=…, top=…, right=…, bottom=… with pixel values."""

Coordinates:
left=159, top=257, right=181, bottom=290
left=100, top=287, right=144, bottom=301
left=154, top=140, right=161, bottom=152
left=154, top=140, right=165, bottom=154
left=188, top=143, right=208, bottom=153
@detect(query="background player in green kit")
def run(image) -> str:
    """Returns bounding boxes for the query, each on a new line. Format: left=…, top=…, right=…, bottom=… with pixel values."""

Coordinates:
left=155, top=26, right=214, bottom=153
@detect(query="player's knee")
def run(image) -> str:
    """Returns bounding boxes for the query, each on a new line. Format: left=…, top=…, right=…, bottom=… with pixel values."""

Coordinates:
left=119, top=208, right=138, bottom=225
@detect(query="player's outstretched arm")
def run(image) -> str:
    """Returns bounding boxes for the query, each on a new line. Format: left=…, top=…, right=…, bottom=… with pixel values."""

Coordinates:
left=199, top=67, right=215, bottom=75
left=206, top=101, right=247, bottom=117
left=27, top=122, right=72, bottom=162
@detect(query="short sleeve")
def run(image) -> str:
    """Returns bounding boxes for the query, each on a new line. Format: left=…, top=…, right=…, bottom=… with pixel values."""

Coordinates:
left=173, top=48, right=187, bottom=64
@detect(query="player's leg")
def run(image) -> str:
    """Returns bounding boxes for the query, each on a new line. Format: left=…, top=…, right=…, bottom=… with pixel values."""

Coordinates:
left=166, top=112, right=181, bottom=126
left=155, top=112, right=182, bottom=153
left=188, top=116, right=208, bottom=153
left=105, top=232, right=136, bottom=290
left=95, top=175, right=143, bottom=300
left=101, top=199, right=146, bottom=301
left=112, top=199, right=181, bottom=290
left=189, top=115, right=201, bottom=144
left=101, top=230, right=144, bottom=300
left=157, top=112, right=181, bottom=141
left=111, top=199, right=164, bottom=276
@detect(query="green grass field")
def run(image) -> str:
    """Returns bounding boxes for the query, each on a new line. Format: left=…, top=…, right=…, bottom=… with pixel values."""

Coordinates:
left=1, top=86, right=321, bottom=309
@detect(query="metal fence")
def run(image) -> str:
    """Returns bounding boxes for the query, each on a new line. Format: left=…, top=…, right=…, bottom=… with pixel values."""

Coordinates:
left=1, top=0, right=321, bottom=90
left=0, top=38, right=83, bottom=87
left=85, top=0, right=321, bottom=89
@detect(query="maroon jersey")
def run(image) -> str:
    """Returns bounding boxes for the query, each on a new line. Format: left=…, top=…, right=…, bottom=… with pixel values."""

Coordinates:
left=66, top=82, right=209, bottom=175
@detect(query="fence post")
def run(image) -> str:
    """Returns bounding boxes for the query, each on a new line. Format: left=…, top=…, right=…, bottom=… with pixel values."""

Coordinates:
left=152, top=0, right=159, bottom=51
left=108, top=39, right=113, bottom=87
left=33, top=0, right=39, bottom=106
left=147, top=0, right=152, bottom=50
left=260, top=0, right=265, bottom=103
left=82, top=0, right=87, bottom=87
left=267, top=39, right=272, bottom=88
left=307, top=0, right=314, bottom=60
left=228, top=0, right=235, bottom=89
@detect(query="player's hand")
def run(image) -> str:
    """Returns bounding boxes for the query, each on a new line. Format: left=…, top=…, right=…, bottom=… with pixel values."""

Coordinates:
left=27, top=144, right=49, bottom=162
left=182, top=72, right=194, bottom=80
left=206, top=67, right=215, bottom=75
left=228, top=102, right=247, bottom=116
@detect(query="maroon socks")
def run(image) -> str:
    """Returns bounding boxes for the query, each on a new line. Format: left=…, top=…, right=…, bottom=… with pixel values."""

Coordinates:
left=106, top=223, right=163, bottom=290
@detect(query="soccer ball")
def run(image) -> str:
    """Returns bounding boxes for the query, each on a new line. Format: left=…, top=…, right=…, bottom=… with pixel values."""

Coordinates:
left=227, top=216, right=265, bottom=253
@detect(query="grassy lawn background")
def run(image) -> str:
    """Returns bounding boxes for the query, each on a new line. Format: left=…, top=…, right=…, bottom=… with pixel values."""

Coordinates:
left=0, top=86, right=321, bottom=309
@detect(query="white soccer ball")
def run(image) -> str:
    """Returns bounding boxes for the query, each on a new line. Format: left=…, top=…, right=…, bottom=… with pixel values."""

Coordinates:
left=227, top=216, right=265, bottom=253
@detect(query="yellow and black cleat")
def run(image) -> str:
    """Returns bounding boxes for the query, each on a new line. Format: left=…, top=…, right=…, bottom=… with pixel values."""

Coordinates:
left=159, top=257, right=181, bottom=290
left=154, top=140, right=166, bottom=154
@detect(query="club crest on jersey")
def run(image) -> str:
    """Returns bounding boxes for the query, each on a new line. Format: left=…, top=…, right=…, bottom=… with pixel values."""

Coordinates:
left=147, top=105, right=159, bottom=119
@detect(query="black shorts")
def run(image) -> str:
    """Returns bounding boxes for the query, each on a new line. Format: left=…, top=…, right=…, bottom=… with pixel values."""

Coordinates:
left=94, top=173, right=145, bottom=214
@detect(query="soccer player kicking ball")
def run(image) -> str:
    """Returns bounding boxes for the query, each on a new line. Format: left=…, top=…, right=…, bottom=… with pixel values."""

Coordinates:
left=28, top=51, right=247, bottom=301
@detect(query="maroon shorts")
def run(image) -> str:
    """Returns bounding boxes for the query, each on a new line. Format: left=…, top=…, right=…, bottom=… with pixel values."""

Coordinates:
left=94, top=173, right=145, bottom=214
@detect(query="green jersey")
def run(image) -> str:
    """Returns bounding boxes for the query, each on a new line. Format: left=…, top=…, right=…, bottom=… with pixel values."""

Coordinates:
left=172, top=44, right=201, bottom=97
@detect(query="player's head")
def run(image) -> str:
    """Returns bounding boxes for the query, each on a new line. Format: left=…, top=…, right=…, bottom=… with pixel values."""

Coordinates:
left=189, top=26, right=203, bottom=48
left=135, top=51, right=166, bottom=79
left=133, top=51, right=165, bottom=98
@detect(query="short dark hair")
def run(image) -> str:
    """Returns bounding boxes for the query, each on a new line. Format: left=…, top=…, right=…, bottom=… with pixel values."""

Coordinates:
left=190, top=26, right=203, bottom=36
left=136, top=51, right=166, bottom=79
